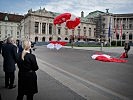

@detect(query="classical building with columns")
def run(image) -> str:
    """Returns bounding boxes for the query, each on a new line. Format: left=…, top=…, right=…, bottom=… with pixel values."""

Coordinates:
left=112, top=14, right=133, bottom=43
left=22, top=8, right=96, bottom=42
left=0, top=12, right=23, bottom=41
left=86, top=9, right=133, bottom=44
left=0, top=8, right=133, bottom=44
left=22, top=8, right=133, bottom=43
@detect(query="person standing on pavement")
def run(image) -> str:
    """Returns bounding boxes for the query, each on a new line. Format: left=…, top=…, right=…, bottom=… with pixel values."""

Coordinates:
left=0, top=41, right=3, bottom=54
left=16, top=40, right=23, bottom=53
left=16, top=40, right=39, bottom=100
left=124, top=42, right=130, bottom=58
left=2, top=37, right=18, bottom=89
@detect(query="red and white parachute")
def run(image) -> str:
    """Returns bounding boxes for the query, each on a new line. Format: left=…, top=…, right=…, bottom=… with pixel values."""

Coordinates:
left=91, top=53, right=127, bottom=63
left=53, top=13, right=80, bottom=29
left=47, top=41, right=68, bottom=50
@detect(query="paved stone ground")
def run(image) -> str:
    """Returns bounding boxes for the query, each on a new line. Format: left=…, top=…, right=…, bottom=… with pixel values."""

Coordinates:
left=0, top=54, right=86, bottom=100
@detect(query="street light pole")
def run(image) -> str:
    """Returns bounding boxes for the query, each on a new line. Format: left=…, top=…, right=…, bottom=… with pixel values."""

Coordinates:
left=18, top=23, right=22, bottom=45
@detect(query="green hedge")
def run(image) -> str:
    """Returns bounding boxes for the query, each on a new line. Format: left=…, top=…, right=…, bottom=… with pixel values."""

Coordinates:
left=111, top=41, right=125, bottom=46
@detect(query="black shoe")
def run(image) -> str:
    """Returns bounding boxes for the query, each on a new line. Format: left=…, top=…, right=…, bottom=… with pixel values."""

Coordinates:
left=8, top=85, right=16, bottom=89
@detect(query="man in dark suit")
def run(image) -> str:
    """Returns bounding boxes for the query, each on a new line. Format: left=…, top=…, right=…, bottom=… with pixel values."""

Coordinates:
left=2, top=37, right=18, bottom=89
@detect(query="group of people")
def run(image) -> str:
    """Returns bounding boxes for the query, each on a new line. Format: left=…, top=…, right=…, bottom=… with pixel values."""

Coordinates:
left=1, top=37, right=39, bottom=100
left=0, top=36, right=131, bottom=100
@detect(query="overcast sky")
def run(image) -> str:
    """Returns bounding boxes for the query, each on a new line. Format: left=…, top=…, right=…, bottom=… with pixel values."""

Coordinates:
left=0, top=0, right=133, bottom=17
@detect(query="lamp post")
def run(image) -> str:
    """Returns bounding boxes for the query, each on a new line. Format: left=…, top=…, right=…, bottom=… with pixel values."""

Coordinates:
left=18, top=23, right=22, bottom=45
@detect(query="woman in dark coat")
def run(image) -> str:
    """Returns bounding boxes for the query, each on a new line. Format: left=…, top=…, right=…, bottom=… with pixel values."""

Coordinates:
left=16, top=40, right=39, bottom=100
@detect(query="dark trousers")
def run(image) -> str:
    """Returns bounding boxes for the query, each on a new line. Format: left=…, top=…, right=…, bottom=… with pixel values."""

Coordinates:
left=17, top=93, right=33, bottom=100
left=0, top=93, right=1, bottom=100
left=5, top=72, right=15, bottom=86
left=125, top=50, right=129, bottom=58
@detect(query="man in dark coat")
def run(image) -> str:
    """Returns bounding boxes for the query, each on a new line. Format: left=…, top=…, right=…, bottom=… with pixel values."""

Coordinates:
left=124, top=42, right=130, bottom=58
left=2, top=37, right=18, bottom=89
left=0, top=41, right=3, bottom=54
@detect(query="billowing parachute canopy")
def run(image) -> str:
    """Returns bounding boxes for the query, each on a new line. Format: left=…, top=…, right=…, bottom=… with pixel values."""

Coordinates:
left=53, top=13, right=80, bottom=29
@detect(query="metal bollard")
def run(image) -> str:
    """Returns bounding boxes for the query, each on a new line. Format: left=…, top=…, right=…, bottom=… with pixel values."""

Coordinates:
left=100, top=42, right=103, bottom=51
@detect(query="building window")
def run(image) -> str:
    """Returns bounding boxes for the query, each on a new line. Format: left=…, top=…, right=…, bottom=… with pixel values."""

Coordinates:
left=102, top=23, right=105, bottom=29
left=102, top=18, right=105, bottom=21
left=49, top=24, right=52, bottom=35
left=89, top=28, right=91, bottom=36
left=129, top=24, right=132, bottom=29
left=123, top=24, right=126, bottom=29
left=122, top=33, right=126, bottom=40
left=4, top=16, right=8, bottom=21
left=58, top=28, right=61, bottom=35
left=65, top=37, right=68, bottom=40
left=35, top=36, right=38, bottom=42
left=57, top=37, right=61, bottom=41
left=49, top=37, right=52, bottom=41
left=42, top=23, right=46, bottom=34
left=42, top=37, right=45, bottom=41
left=17, top=32, right=19, bottom=35
left=5, top=35, right=7, bottom=38
left=129, top=33, right=132, bottom=40
left=84, top=29, right=86, bottom=35
left=116, top=34, right=119, bottom=40
left=35, top=22, right=39, bottom=33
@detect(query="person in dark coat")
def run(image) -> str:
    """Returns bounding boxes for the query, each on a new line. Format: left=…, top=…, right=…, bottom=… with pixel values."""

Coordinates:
left=0, top=41, right=3, bottom=54
left=16, top=40, right=39, bottom=100
left=124, top=42, right=130, bottom=58
left=2, top=37, right=18, bottom=89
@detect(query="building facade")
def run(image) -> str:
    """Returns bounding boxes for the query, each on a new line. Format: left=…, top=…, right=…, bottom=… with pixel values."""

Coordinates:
left=0, top=12, right=24, bottom=41
left=85, top=10, right=133, bottom=44
left=112, top=14, right=133, bottom=43
left=0, top=8, right=133, bottom=44
left=23, top=8, right=96, bottom=42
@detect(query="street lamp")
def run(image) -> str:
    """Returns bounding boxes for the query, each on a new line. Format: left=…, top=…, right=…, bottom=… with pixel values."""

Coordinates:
left=18, top=23, right=23, bottom=40
left=18, top=23, right=22, bottom=45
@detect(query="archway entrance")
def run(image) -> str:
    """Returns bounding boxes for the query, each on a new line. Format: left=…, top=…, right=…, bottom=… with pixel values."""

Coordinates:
left=42, top=37, right=45, bottom=42
left=35, top=36, right=38, bottom=42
